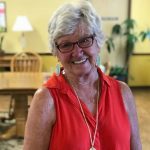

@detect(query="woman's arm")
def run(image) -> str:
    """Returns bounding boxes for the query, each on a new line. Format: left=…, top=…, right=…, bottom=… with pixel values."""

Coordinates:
left=23, top=87, right=56, bottom=150
left=119, top=81, right=142, bottom=150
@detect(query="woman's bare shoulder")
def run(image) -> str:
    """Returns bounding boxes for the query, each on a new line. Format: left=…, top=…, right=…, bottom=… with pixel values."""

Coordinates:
left=118, top=81, right=135, bottom=113
left=118, top=81, right=142, bottom=149
left=118, top=81, right=133, bottom=102
left=31, top=87, right=54, bottom=109
left=26, top=86, right=55, bottom=121
left=29, top=86, right=56, bottom=122
left=33, top=86, right=53, bottom=102
left=23, top=87, right=56, bottom=149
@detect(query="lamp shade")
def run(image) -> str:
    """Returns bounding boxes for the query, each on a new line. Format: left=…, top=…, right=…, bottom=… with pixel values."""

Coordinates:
left=12, top=16, right=33, bottom=32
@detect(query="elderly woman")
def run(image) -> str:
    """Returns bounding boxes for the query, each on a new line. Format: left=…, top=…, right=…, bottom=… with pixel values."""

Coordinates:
left=23, top=1, right=141, bottom=150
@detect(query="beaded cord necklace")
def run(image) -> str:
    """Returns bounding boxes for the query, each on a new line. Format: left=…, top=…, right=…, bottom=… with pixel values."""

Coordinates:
left=69, top=78, right=99, bottom=150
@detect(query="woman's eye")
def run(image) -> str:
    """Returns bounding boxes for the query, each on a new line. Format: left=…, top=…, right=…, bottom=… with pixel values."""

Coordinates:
left=80, top=39, right=87, bottom=43
left=60, top=43, right=72, bottom=49
left=79, top=37, right=90, bottom=44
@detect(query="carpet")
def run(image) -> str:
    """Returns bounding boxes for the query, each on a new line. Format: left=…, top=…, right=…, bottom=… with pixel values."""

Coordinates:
left=0, top=120, right=23, bottom=150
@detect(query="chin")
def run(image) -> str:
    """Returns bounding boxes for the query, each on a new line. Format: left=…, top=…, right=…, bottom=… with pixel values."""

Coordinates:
left=73, top=65, right=93, bottom=76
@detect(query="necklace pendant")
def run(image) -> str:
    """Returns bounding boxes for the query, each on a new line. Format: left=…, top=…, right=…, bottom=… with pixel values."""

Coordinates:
left=90, top=147, right=96, bottom=150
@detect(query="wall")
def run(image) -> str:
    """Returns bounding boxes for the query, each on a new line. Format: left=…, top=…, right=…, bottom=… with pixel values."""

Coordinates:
left=2, top=0, right=71, bottom=53
left=131, top=0, right=150, bottom=53
left=41, top=55, right=57, bottom=72
left=128, top=54, right=150, bottom=86
left=1, top=0, right=129, bottom=69
left=1, top=0, right=72, bottom=70
left=92, top=0, right=129, bottom=67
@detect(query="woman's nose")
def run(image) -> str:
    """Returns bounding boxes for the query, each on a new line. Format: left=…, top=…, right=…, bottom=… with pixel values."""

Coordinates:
left=72, top=44, right=83, bottom=56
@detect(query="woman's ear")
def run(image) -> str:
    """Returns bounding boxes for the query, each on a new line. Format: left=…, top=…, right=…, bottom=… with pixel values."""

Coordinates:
left=95, top=39, right=101, bottom=53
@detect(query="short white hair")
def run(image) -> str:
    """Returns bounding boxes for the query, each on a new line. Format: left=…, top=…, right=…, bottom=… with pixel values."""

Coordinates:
left=48, top=0, right=105, bottom=55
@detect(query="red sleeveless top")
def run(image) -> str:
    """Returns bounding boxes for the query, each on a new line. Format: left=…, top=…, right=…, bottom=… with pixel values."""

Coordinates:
left=44, top=68, right=130, bottom=150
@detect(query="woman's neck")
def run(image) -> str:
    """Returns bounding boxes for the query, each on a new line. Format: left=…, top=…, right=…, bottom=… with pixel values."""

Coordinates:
left=63, top=67, right=99, bottom=88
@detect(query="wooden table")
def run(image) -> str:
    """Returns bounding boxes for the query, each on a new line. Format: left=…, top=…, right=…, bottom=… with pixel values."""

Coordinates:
left=0, top=72, right=51, bottom=138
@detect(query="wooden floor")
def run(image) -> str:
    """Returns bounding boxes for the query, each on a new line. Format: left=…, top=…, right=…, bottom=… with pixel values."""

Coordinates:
left=0, top=88, right=150, bottom=149
left=131, top=87, right=150, bottom=150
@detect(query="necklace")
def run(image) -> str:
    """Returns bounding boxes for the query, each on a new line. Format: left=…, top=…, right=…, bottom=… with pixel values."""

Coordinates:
left=71, top=79, right=99, bottom=150
left=74, top=88, right=97, bottom=104
left=62, top=69, right=96, bottom=86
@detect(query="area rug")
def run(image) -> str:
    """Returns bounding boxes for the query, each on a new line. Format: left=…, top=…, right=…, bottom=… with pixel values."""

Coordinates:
left=0, top=138, right=23, bottom=150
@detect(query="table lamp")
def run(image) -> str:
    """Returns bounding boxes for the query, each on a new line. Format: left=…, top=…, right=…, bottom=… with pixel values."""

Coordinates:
left=12, top=16, right=33, bottom=50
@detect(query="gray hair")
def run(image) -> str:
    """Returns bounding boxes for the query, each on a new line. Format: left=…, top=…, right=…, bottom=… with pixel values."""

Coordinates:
left=48, top=0, right=105, bottom=55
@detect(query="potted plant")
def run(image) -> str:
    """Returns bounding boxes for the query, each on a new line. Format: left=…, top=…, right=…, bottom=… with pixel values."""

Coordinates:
left=106, top=18, right=150, bottom=62
left=109, top=66, right=128, bottom=82
left=139, top=28, right=150, bottom=41
left=0, top=35, right=5, bottom=54
left=105, top=18, right=149, bottom=82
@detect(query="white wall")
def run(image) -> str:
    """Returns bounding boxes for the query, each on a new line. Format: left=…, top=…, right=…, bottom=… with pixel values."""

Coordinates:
left=92, top=0, right=129, bottom=67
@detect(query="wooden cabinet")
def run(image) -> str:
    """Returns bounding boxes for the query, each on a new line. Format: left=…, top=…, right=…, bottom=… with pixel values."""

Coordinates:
left=0, top=55, right=12, bottom=68
left=128, top=54, right=150, bottom=86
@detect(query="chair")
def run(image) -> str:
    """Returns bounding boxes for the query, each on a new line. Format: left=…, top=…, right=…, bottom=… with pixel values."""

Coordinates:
left=1, top=52, right=42, bottom=123
left=10, top=51, right=42, bottom=72
left=10, top=51, right=42, bottom=104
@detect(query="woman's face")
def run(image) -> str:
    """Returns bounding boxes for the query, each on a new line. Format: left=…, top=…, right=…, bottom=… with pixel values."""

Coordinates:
left=55, top=23, right=100, bottom=77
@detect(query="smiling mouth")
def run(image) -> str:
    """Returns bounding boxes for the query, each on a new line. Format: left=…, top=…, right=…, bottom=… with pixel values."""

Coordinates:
left=72, top=58, right=88, bottom=64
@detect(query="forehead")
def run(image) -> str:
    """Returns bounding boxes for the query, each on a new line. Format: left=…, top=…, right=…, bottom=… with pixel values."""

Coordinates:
left=56, top=22, right=92, bottom=43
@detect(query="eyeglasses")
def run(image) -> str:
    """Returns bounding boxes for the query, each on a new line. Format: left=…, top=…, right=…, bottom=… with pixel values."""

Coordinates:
left=55, top=35, right=95, bottom=53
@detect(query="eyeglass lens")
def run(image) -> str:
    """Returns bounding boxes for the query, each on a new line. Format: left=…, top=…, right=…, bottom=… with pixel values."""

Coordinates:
left=56, top=35, right=94, bottom=53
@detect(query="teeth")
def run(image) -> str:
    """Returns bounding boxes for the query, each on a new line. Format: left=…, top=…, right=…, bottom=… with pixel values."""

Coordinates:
left=73, top=58, right=87, bottom=64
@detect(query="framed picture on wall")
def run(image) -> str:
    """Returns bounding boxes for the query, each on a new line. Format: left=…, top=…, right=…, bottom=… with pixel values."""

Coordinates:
left=0, top=2, right=6, bottom=32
